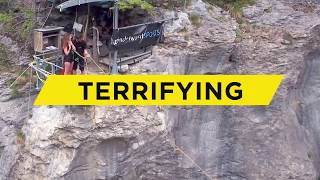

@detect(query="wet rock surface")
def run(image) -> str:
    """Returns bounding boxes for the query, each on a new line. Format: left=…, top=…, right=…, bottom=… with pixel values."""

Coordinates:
left=1, top=0, right=320, bottom=179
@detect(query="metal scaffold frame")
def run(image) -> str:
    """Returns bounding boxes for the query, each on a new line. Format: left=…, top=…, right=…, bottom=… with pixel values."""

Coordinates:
left=31, top=53, right=63, bottom=90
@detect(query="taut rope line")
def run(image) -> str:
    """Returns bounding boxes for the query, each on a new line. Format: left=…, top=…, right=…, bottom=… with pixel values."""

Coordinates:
left=72, top=49, right=106, bottom=74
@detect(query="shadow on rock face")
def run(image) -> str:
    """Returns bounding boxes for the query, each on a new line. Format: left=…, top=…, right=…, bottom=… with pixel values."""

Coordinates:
left=296, top=50, right=320, bottom=173
left=64, top=138, right=128, bottom=180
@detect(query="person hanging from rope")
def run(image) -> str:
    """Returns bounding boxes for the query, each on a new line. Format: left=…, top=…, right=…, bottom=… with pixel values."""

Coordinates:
left=72, top=32, right=90, bottom=74
left=62, top=32, right=76, bottom=75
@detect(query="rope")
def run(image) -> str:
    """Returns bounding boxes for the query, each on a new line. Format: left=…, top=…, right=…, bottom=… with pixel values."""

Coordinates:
left=73, top=49, right=106, bottom=74
left=12, top=0, right=52, bottom=78
left=31, top=65, right=50, bottom=77
left=35, top=70, right=46, bottom=83
left=85, top=57, right=89, bottom=74
left=89, top=56, right=106, bottom=74
left=80, top=55, right=97, bottom=127
left=81, top=56, right=97, bottom=126
left=11, top=59, right=53, bottom=91
left=162, top=109, right=214, bottom=180
left=36, top=57, right=63, bottom=69
left=167, top=139, right=214, bottom=180
left=82, top=58, right=97, bottom=125
left=41, top=3, right=54, bottom=28
left=28, top=68, right=32, bottom=118
left=29, top=61, right=52, bottom=76
left=9, top=66, right=30, bottom=88
left=29, top=60, right=51, bottom=83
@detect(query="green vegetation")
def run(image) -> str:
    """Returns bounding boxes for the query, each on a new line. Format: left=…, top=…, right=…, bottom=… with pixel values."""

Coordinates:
left=6, top=69, right=30, bottom=98
left=10, top=86, right=21, bottom=99
left=0, top=44, right=10, bottom=69
left=0, top=0, right=9, bottom=4
left=166, top=0, right=187, bottom=10
left=0, top=1, right=35, bottom=42
left=0, top=12, right=12, bottom=24
left=205, top=0, right=255, bottom=22
left=203, top=0, right=256, bottom=41
left=16, top=130, right=25, bottom=145
left=5, top=78, right=14, bottom=87
left=20, top=8, right=35, bottom=42
left=119, top=0, right=154, bottom=12
left=189, top=14, right=202, bottom=28
left=205, top=0, right=255, bottom=9
left=235, top=27, right=242, bottom=40
left=147, top=0, right=186, bottom=9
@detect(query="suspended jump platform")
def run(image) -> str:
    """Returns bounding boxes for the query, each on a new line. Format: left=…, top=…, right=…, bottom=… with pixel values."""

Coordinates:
left=30, top=0, right=174, bottom=89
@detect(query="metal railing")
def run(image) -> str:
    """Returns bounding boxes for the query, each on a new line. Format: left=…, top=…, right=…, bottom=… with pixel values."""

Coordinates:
left=31, top=54, right=63, bottom=90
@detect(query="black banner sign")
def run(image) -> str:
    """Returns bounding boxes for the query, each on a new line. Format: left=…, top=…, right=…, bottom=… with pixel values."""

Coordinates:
left=110, top=22, right=164, bottom=50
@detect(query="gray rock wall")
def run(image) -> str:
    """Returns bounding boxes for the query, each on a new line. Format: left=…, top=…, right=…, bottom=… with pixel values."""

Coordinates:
left=1, top=0, right=320, bottom=179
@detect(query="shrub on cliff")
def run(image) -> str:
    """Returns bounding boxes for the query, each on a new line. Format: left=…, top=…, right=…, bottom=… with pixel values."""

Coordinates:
left=119, top=0, right=154, bottom=12
left=205, top=0, right=255, bottom=22
left=0, top=1, right=35, bottom=43
left=0, top=44, right=10, bottom=70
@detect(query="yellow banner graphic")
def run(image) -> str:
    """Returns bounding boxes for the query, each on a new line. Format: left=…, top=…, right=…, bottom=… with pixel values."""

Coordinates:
left=34, top=75, right=283, bottom=106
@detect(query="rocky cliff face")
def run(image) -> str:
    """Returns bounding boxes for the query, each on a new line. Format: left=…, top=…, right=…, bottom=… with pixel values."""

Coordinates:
left=1, top=0, right=320, bottom=179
